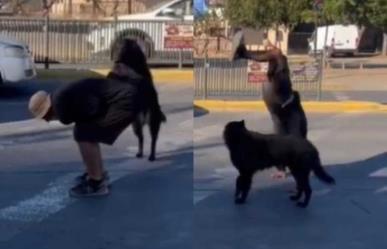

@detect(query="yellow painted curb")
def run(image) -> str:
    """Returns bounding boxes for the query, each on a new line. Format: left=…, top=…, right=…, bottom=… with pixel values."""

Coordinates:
left=91, top=69, right=193, bottom=83
left=194, top=100, right=387, bottom=113
left=36, top=68, right=193, bottom=84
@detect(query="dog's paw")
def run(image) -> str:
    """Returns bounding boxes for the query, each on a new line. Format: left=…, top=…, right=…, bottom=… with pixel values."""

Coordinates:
left=296, top=202, right=308, bottom=208
left=234, top=198, right=246, bottom=205
left=136, top=153, right=143, bottom=158
left=148, top=155, right=155, bottom=161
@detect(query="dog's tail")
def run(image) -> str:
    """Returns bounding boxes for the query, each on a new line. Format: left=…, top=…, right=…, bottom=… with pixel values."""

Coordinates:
left=160, top=110, right=167, bottom=123
left=312, top=156, right=335, bottom=184
left=155, top=108, right=166, bottom=123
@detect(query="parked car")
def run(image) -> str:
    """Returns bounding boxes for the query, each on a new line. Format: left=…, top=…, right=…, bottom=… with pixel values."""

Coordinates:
left=308, top=24, right=360, bottom=57
left=0, top=35, right=36, bottom=84
left=86, top=0, right=193, bottom=59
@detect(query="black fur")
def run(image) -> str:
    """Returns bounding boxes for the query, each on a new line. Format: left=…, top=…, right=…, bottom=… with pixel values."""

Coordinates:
left=110, top=38, right=166, bottom=161
left=223, top=120, right=335, bottom=208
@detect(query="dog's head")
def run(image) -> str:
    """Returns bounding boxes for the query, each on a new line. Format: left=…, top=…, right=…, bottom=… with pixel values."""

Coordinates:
left=223, top=120, right=246, bottom=145
left=266, top=51, right=290, bottom=79
left=111, top=38, right=152, bottom=80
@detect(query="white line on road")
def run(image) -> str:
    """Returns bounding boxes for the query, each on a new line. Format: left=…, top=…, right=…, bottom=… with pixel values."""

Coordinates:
left=194, top=190, right=218, bottom=204
left=369, top=167, right=387, bottom=177
left=0, top=114, right=191, bottom=241
left=375, top=186, right=387, bottom=194
left=0, top=173, right=77, bottom=222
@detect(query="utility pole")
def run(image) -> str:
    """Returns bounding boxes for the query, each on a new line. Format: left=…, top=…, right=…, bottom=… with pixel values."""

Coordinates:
left=68, top=0, right=72, bottom=17
left=128, top=0, right=132, bottom=14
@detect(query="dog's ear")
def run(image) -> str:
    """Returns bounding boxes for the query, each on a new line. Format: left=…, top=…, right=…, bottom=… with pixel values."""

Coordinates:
left=240, top=120, right=245, bottom=126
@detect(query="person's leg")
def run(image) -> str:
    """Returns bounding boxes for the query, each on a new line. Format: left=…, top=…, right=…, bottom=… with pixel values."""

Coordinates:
left=77, top=142, right=104, bottom=181
left=70, top=141, right=109, bottom=197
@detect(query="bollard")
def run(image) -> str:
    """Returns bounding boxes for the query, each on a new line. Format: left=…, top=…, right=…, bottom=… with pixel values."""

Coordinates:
left=203, top=56, right=209, bottom=100
left=178, top=49, right=183, bottom=69
left=44, top=13, right=50, bottom=69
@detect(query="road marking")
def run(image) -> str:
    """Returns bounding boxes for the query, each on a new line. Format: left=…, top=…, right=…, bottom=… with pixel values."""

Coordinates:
left=194, top=124, right=223, bottom=142
left=0, top=112, right=191, bottom=241
left=314, top=188, right=332, bottom=196
left=0, top=160, right=172, bottom=242
left=0, top=164, right=159, bottom=223
left=194, top=190, right=217, bottom=204
left=0, top=173, right=77, bottom=222
left=369, top=167, right=387, bottom=177
left=375, top=186, right=387, bottom=194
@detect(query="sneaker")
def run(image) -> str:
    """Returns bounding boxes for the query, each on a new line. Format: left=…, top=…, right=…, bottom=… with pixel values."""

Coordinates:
left=74, top=171, right=110, bottom=185
left=69, top=179, right=109, bottom=198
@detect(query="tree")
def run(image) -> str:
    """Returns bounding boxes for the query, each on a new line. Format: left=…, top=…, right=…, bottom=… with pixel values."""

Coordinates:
left=322, top=0, right=369, bottom=25
left=194, top=8, right=225, bottom=57
left=224, top=0, right=311, bottom=45
left=367, top=0, right=387, bottom=54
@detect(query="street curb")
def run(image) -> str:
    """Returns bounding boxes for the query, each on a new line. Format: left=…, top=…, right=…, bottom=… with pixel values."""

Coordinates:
left=194, top=100, right=387, bottom=113
left=0, top=120, right=71, bottom=139
left=36, top=69, right=193, bottom=84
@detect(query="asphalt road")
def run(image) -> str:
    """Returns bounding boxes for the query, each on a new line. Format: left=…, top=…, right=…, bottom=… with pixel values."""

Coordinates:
left=194, top=111, right=387, bottom=249
left=0, top=80, right=193, bottom=249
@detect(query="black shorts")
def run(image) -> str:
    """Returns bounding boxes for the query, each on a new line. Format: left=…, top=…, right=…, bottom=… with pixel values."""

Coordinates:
left=73, top=108, right=135, bottom=145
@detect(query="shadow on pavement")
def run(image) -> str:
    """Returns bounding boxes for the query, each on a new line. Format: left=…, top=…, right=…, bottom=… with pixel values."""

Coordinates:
left=194, top=105, right=209, bottom=118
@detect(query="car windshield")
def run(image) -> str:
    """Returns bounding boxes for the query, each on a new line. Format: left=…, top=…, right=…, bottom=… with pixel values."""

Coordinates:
left=147, top=0, right=177, bottom=12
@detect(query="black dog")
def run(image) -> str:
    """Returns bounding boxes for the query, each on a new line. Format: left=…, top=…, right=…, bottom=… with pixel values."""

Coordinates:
left=231, top=32, right=308, bottom=175
left=109, top=38, right=166, bottom=161
left=223, top=120, right=335, bottom=208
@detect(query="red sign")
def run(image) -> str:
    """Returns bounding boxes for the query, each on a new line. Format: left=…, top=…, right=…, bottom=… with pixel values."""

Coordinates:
left=247, top=61, right=268, bottom=83
left=164, top=23, right=193, bottom=49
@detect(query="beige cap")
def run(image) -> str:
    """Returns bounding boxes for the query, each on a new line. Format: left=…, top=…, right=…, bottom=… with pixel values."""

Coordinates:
left=28, top=91, right=51, bottom=119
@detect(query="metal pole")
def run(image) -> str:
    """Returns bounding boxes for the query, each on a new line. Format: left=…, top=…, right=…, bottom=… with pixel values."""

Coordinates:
left=44, top=9, right=50, bottom=69
left=203, top=52, right=209, bottom=100
left=179, top=48, right=183, bottom=69
left=315, top=11, right=321, bottom=100
left=318, top=19, right=329, bottom=101
left=314, top=13, right=318, bottom=57
left=323, top=19, right=329, bottom=68
left=114, top=10, right=118, bottom=37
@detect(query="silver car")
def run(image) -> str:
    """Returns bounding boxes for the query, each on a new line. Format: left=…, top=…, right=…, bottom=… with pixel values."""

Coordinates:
left=0, top=35, right=36, bottom=84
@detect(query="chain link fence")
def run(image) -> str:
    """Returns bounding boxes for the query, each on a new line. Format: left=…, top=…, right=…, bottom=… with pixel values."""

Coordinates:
left=194, top=56, right=323, bottom=100
left=0, top=17, right=193, bottom=66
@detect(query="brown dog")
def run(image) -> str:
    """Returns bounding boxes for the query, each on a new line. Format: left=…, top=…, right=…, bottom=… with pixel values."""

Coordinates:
left=230, top=31, right=308, bottom=176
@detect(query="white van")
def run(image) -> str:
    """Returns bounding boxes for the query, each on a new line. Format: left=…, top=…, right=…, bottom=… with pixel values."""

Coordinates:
left=308, top=25, right=360, bottom=56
